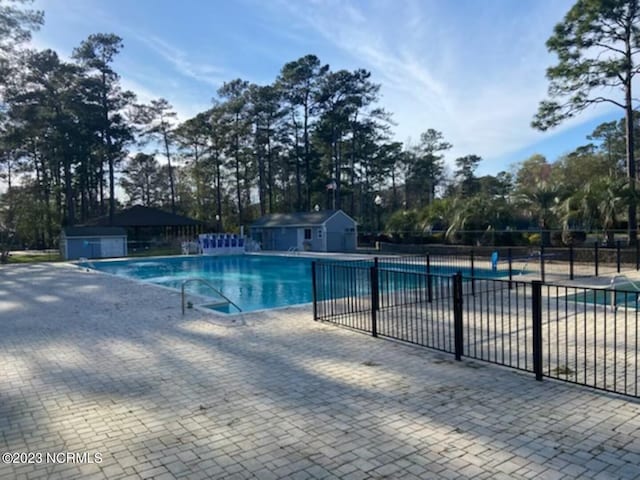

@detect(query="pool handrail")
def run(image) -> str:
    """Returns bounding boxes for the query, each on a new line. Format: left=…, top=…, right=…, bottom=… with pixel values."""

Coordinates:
left=181, top=278, right=242, bottom=315
left=608, top=274, right=640, bottom=291
left=607, top=274, right=640, bottom=309
left=78, top=257, right=96, bottom=270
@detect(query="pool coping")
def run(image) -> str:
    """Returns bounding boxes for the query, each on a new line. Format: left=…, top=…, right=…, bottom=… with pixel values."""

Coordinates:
left=70, top=254, right=322, bottom=319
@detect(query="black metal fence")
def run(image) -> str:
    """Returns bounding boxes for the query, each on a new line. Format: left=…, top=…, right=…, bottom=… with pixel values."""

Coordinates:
left=368, top=243, right=640, bottom=283
left=312, top=260, right=640, bottom=399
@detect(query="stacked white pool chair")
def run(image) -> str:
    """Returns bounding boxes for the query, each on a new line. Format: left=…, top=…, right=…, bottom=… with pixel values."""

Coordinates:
left=198, top=233, right=245, bottom=255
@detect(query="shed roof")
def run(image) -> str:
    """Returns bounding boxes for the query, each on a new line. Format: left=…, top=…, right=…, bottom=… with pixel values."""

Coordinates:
left=251, top=210, right=354, bottom=228
left=63, top=226, right=127, bottom=237
left=86, top=205, right=204, bottom=227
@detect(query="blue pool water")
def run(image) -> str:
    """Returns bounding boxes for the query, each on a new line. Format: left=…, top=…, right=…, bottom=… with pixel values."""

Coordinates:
left=566, top=283, right=640, bottom=307
left=85, top=255, right=314, bottom=313
left=82, top=255, right=510, bottom=313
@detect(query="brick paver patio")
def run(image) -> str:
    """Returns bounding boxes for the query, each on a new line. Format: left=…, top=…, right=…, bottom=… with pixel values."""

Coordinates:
left=1, top=263, right=640, bottom=479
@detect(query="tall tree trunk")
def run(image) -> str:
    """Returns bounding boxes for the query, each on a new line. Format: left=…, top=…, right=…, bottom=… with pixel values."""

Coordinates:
left=335, top=135, right=342, bottom=210
left=79, top=147, right=88, bottom=223
left=100, top=72, right=116, bottom=225
left=62, top=151, right=75, bottom=226
left=303, top=97, right=310, bottom=211
left=391, top=167, right=397, bottom=210
left=108, top=147, right=115, bottom=225
left=53, top=156, right=63, bottom=224
left=193, top=144, right=202, bottom=220
left=99, top=160, right=105, bottom=214
left=215, top=152, right=223, bottom=230
left=350, top=119, right=357, bottom=215
left=257, top=121, right=266, bottom=216
left=624, top=12, right=637, bottom=246
left=40, top=150, right=53, bottom=246
left=292, top=111, right=302, bottom=212
left=163, top=129, right=176, bottom=214
left=625, top=84, right=636, bottom=245
left=266, top=127, right=273, bottom=213
left=233, top=113, right=243, bottom=224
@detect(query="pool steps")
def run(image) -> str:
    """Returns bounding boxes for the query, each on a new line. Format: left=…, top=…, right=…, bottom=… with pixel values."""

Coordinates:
left=181, top=278, right=242, bottom=315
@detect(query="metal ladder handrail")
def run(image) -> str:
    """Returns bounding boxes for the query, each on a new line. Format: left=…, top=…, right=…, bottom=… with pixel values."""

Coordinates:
left=78, top=257, right=96, bottom=270
left=606, top=274, right=640, bottom=310
left=181, top=278, right=242, bottom=315
left=608, top=274, right=640, bottom=291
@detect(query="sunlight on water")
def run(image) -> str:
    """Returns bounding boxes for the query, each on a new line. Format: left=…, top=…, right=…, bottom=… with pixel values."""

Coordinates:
left=83, top=255, right=509, bottom=314
left=85, top=255, right=314, bottom=313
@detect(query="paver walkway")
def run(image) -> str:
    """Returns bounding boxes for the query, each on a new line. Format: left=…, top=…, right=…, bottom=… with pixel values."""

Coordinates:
left=1, top=263, right=639, bottom=479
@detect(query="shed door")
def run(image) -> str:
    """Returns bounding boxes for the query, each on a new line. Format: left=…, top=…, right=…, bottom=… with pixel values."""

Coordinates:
left=100, top=238, right=124, bottom=258
left=298, top=228, right=312, bottom=250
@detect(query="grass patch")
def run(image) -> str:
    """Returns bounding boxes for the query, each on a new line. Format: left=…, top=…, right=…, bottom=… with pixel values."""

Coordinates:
left=7, top=253, right=63, bottom=264
left=3, top=245, right=180, bottom=264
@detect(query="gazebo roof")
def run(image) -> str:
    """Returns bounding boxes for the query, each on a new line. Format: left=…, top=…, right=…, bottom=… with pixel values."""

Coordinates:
left=86, top=206, right=204, bottom=227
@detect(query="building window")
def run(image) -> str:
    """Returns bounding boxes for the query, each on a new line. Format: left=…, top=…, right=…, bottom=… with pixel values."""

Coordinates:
left=317, top=229, right=323, bottom=239
left=304, top=228, right=312, bottom=240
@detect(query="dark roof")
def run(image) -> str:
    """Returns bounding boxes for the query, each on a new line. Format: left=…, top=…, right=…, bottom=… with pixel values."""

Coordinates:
left=86, top=205, right=204, bottom=227
left=62, top=226, right=127, bottom=237
left=251, top=210, right=353, bottom=228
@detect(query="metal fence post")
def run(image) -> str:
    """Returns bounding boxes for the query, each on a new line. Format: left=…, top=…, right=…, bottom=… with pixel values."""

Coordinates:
left=373, top=257, right=379, bottom=312
left=595, top=242, right=599, bottom=277
left=312, top=261, right=318, bottom=320
left=616, top=240, right=621, bottom=273
left=569, top=244, right=574, bottom=280
left=426, top=253, right=433, bottom=303
left=470, top=250, right=475, bottom=296
left=508, top=248, right=513, bottom=290
left=539, top=245, right=545, bottom=283
left=453, top=272, right=464, bottom=361
left=370, top=266, right=378, bottom=337
left=532, top=280, right=543, bottom=381
left=636, top=241, right=639, bottom=271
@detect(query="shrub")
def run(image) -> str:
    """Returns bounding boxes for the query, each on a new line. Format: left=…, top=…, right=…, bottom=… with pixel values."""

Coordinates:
left=527, top=233, right=541, bottom=245
left=561, top=231, right=586, bottom=246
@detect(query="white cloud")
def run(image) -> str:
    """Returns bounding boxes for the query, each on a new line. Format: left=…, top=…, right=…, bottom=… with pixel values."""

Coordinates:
left=26, top=0, right=640, bottom=177
left=131, top=34, right=233, bottom=89
left=270, top=0, right=622, bottom=170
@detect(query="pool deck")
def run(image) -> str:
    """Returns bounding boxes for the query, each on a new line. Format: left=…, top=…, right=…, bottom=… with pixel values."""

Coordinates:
left=1, top=262, right=640, bottom=479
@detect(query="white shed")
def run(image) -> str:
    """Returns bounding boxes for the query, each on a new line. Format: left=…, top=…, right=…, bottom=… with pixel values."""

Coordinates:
left=60, top=226, right=128, bottom=260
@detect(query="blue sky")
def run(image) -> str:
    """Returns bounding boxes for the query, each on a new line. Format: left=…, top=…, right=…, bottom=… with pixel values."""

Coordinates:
left=32, top=0, right=628, bottom=176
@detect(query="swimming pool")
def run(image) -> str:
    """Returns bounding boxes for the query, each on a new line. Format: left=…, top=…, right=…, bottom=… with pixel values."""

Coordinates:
left=81, top=255, right=511, bottom=314
left=566, top=283, right=640, bottom=308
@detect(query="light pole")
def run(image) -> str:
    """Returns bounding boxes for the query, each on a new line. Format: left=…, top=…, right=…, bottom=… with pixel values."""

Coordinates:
left=374, top=195, right=383, bottom=234
left=215, top=214, right=221, bottom=233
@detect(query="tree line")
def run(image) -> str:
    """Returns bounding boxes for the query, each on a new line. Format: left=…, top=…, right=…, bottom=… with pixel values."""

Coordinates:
left=0, top=0, right=638, bottom=250
left=388, top=114, right=640, bottom=247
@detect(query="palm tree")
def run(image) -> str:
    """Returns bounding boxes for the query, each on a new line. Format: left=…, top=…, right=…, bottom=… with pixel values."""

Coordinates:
left=517, top=180, right=563, bottom=246
left=444, top=194, right=512, bottom=245
left=595, top=177, right=629, bottom=246
left=560, top=176, right=630, bottom=246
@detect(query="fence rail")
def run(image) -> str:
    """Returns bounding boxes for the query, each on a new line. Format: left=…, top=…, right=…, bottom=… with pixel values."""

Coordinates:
left=367, top=242, right=640, bottom=283
left=313, top=259, right=640, bottom=399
